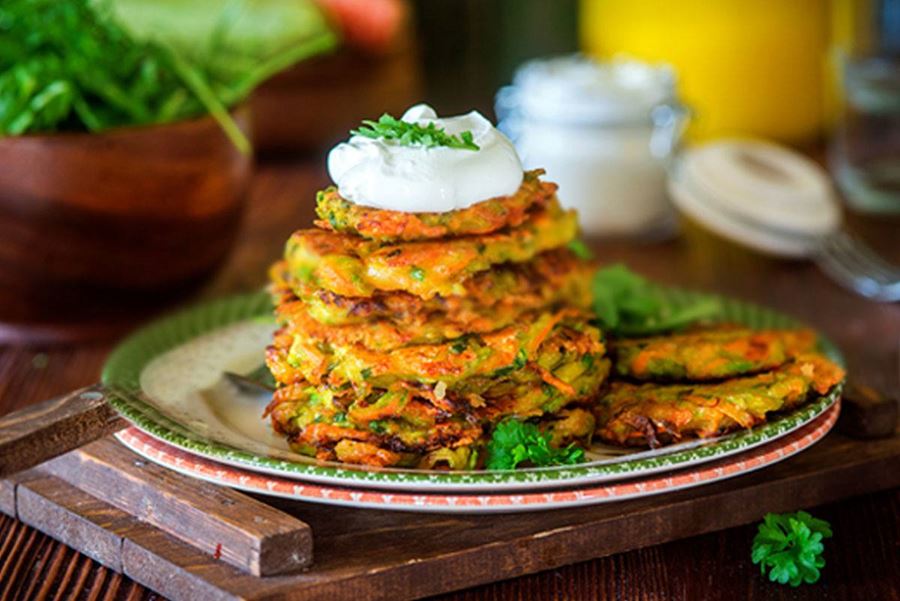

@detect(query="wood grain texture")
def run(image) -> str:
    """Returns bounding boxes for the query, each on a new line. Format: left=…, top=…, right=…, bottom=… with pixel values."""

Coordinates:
left=0, top=158, right=896, bottom=600
left=0, top=109, right=252, bottom=342
left=7, top=429, right=900, bottom=601
left=44, top=438, right=313, bottom=576
left=0, top=385, right=126, bottom=478
left=839, top=382, right=899, bottom=439
left=122, top=524, right=261, bottom=601
left=15, top=472, right=139, bottom=572
left=0, top=479, right=14, bottom=517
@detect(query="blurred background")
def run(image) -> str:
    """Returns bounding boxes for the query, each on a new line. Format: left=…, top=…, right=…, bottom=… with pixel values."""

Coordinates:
left=0, top=0, right=897, bottom=342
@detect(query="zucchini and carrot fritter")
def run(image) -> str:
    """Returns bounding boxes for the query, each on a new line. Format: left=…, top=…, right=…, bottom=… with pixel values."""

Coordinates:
left=611, top=326, right=818, bottom=382
left=595, top=353, right=845, bottom=448
left=284, top=200, right=578, bottom=299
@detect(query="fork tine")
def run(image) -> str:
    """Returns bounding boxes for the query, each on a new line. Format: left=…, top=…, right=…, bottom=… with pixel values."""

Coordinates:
left=817, top=249, right=883, bottom=297
left=826, top=231, right=900, bottom=283
left=815, top=231, right=900, bottom=301
left=836, top=233, right=900, bottom=282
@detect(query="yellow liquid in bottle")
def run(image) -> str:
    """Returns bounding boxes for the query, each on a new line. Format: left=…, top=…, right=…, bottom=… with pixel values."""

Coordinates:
left=580, top=0, right=829, bottom=143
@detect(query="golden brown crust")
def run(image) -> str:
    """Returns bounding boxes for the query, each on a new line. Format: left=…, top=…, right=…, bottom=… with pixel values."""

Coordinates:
left=594, top=353, right=845, bottom=448
left=315, top=169, right=556, bottom=242
left=284, top=202, right=578, bottom=299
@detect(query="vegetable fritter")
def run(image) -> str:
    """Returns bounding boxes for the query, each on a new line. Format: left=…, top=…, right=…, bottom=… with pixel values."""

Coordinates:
left=272, top=251, right=594, bottom=349
left=611, top=326, right=818, bottom=381
left=265, top=376, right=603, bottom=468
left=284, top=201, right=578, bottom=299
left=594, top=353, right=845, bottom=448
left=267, top=309, right=608, bottom=396
left=315, top=169, right=557, bottom=242
left=271, top=249, right=593, bottom=329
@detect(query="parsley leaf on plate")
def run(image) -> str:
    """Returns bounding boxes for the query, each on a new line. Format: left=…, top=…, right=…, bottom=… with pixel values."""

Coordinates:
left=591, top=264, right=721, bottom=336
left=486, top=418, right=584, bottom=470
left=751, top=511, right=833, bottom=587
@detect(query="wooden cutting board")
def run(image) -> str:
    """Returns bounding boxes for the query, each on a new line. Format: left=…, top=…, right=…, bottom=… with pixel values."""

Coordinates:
left=2, top=426, right=897, bottom=601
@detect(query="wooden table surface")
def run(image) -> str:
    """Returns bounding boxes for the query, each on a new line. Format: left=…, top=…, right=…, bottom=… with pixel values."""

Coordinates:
left=0, top=158, right=898, bottom=600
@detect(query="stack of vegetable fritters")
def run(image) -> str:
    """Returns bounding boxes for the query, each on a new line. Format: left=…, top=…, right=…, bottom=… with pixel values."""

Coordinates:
left=265, top=170, right=610, bottom=468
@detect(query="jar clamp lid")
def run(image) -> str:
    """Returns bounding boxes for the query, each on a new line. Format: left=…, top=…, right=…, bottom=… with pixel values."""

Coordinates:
left=668, top=139, right=842, bottom=257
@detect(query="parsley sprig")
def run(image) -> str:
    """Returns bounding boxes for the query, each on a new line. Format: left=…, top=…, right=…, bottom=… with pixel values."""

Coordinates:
left=592, top=264, right=721, bottom=336
left=751, top=511, right=833, bottom=587
left=486, top=419, right=584, bottom=470
left=351, top=113, right=480, bottom=151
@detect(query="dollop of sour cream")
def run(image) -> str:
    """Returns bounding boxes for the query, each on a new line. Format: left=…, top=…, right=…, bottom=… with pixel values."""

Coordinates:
left=327, top=104, right=524, bottom=212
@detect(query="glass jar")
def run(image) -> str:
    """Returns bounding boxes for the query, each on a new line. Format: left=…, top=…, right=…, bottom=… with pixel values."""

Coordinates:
left=496, top=56, right=687, bottom=239
left=829, top=0, right=900, bottom=214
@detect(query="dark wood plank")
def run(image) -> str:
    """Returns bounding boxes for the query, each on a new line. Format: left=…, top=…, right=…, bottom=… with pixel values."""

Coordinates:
left=0, top=385, right=126, bottom=478
left=838, top=382, right=898, bottom=439
left=433, top=488, right=900, bottom=601
left=44, top=438, right=313, bottom=577
left=121, top=524, right=267, bottom=601
left=13, top=427, right=900, bottom=600
left=14, top=472, right=139, bottom=571
left=237, top=430, right=899, bottom=601
left=0, top=479, right=14, bottom=517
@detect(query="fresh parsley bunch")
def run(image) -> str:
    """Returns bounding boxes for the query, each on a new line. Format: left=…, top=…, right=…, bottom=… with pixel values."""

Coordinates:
left=0, top=0, right=334, bottom=151
left=485, top=419, right=584, bottom=470
left=352, top=113, right=480, bottom=151
left=592, top=264, right=721, bottom=336
left=751, top=511, right=833, bottom=587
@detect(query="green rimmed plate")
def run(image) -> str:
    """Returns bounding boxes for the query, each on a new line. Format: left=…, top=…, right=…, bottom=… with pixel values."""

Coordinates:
left=102, top=289, right=844, bottom=493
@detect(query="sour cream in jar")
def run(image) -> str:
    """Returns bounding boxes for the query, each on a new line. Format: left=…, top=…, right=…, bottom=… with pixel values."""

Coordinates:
left=497, top=55, right=686, bottom=238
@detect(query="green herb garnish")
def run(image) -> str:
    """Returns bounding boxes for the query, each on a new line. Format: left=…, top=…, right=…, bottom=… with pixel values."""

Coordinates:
left=352, top=113, right=480, bottom=151
left=567, top=239, right=594, bottom=260
left=410, top=266, right=426, bottom=281
left=592, top=264, right=721, bottom=336
left=751, top=511, right=832, bottom=587
left=0, top=0, right=335, bottom=152
left=485, top=419, right=584, bottom=470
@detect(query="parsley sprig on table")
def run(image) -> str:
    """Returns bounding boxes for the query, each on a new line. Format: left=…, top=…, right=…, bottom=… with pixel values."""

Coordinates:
left=485, top=419, right=584, bottom=470
left=592, top=264, right=721, bottom=336
left=352, top=114, right=480, bottom=151
left=751, top=511, right=833, bottom=587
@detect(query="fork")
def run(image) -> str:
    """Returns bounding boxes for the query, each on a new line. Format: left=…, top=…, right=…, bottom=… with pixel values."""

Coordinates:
left=815, top=230, right=900, bottom=302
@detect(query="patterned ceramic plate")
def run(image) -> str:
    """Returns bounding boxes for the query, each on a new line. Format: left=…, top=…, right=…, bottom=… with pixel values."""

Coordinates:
left=115, top=401, right=839, bottom=513
left=102, top=290, right=844, bottom=493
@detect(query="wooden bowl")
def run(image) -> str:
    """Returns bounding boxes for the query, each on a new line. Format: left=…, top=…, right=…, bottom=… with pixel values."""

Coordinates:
left=0, top=109, right=252, bottom=344
left=251, top=37, right=420, bottom=154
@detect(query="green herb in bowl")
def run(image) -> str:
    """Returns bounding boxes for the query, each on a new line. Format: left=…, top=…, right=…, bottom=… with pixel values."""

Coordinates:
left=0, top=0, right=335, bottom=151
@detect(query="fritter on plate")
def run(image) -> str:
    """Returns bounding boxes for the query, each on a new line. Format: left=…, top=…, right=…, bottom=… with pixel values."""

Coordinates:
left=271, top=248, right=593, bottom=329
left=594, top=353, right=845, bottom=448
left=284, top=202, right=578, bottom=298
left=265, top=377, right=600, bottom=468
left=315, top=169, right=557, bottom=242
left=267, top=309, right=607, bottom=392
left=272, top=252, right=594, bottom=350
left=611, top=325, right=818, bottom=381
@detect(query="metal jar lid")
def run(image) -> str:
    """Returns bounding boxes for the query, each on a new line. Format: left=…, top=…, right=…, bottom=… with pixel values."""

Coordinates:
left=668, top=139, right=842, bottom=257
